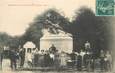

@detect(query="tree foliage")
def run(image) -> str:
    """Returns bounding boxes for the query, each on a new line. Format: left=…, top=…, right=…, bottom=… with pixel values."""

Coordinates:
left=20, top=8, right=71, bottom=48
left=71, top=7, right=111, bottom=56
left=0, top=33, right=11, bottom=47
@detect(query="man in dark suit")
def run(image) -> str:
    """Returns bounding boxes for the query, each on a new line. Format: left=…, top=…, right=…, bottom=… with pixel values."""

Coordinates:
left=9, top=49, right=18, bottom=70
left=77, top=52, right=82, bottom=71
left=19, top=48, right=25, bottom=68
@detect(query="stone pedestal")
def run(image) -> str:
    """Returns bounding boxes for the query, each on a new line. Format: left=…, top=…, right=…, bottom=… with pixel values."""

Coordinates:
left=40, top=34, right=73, bottom=53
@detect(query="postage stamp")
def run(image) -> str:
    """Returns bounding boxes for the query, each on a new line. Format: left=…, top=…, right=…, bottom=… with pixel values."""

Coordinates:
left=96, top=0, right=114, bottom=16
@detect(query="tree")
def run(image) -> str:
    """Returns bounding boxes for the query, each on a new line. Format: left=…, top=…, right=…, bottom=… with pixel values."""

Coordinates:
left=21, top=8, right=71, bottom=48
left=71, top=7, right=111, bottom=57
left=8, top=36, right=21, bottom=50
left=0, top=32, right=12, bottom=45
left=0, top=32, right=12, bottom=52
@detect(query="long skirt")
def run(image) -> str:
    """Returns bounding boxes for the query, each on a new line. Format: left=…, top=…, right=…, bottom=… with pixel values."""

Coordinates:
left=2, top=59, right=11, bottom=70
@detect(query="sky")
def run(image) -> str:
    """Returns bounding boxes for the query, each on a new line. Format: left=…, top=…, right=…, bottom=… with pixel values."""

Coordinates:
left=0, top=0, right=95, bottom=36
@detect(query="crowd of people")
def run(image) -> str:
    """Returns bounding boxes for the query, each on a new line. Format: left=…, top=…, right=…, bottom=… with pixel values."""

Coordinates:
left=0, top=44, right=113, bottom=72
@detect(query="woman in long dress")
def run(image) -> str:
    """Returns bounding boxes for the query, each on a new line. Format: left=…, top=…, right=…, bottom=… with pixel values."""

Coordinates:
left=59, top=51, right=67, bottom=69
left=2, top=58, right=11, bottom=70
left=24, top=49, right=33, bottom=68
left=105, top=51, right=112, bottom=71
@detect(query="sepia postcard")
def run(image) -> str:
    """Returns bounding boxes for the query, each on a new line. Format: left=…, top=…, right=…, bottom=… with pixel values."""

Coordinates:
left=0, top=0, right=115, bottom=73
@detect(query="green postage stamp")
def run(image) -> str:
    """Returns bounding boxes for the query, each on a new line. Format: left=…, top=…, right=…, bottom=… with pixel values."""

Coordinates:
left=96, top=0, right=114, bottom=16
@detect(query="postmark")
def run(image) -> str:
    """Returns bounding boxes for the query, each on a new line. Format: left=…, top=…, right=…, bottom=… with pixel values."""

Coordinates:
left=96, top=0, right=114, bottom=16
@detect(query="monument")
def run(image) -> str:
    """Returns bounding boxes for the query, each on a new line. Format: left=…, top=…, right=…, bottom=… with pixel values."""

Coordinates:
left=40, top=29, right=73, bottom=53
